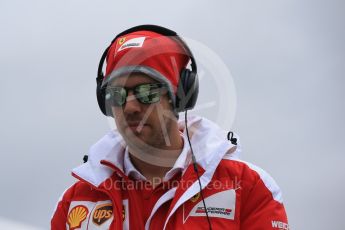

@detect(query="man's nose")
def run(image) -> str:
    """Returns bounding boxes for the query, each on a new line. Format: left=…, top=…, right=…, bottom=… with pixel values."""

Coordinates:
left=123, top=92, right=141, bottom=114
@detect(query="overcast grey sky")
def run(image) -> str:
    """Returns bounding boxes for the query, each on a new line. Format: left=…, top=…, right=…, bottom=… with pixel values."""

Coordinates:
left=0, top=0, right=344, bottom=229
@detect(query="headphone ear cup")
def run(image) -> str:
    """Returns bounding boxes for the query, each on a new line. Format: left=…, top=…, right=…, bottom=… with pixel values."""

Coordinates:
left=96, top=79, right=114, bottom=117
left=185, top=71, right=199, bottom=110
left=176, top=69, right=199, bottom=112
left=96, top=81, right=106, bottom=116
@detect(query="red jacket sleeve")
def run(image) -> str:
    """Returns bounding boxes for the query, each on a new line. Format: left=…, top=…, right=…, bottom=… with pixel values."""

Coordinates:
left=240, top=169, right=289, bottom=230
left=51, top=184, right=76, bottom=230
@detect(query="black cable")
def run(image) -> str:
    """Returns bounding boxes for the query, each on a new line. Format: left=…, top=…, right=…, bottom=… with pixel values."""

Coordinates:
left=184, top=111, right=213, bottom=230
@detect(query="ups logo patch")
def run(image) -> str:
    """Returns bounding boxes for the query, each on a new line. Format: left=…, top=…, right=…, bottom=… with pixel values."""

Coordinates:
left=92, top=203, right=113, bottom=226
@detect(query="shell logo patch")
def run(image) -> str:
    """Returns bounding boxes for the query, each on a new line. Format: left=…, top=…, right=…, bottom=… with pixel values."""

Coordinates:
left=67, top=205, right=89, bottom=230
left=118, top=37, right=126, bottom=45
left=92, top=203, right=113, bottom=226
left=190, top=193, right=200, bottom=202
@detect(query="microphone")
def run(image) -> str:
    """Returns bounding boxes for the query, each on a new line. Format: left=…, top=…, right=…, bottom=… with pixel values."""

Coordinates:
left=227, top=131, right=237, bottom=145
left=83, top=155, right=88, bottom=163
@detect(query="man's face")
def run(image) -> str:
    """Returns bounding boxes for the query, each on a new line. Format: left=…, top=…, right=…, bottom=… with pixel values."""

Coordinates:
left=110, top=73, right=176, bottom=150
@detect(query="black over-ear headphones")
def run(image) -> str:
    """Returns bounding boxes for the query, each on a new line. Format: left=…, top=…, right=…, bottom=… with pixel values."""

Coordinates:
left=96, top=24, right=199, bottom=117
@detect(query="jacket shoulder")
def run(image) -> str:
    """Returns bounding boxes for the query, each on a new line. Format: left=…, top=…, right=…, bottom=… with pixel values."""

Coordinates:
left=215, top=157, right=289, bottom=228
left=217, top=157, right=283, bottom=203
left=62, top=180, right=111, bottom=202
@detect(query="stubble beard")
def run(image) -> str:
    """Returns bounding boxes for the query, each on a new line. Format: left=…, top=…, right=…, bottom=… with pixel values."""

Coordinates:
left=124, top=116, right=173, bottom=153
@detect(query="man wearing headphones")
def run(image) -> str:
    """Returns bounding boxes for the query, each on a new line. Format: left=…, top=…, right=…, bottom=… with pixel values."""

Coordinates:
left=51, top=25, right=288, bottom=229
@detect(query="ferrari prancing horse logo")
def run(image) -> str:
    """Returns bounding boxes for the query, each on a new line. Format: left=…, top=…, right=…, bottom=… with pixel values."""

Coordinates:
left=118, top=37, right=126, bottom=45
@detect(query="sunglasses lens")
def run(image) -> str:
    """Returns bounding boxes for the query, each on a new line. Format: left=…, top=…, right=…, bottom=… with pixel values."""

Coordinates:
left=136, top=84, right=161, bottom=104
left=105, top=87, right=126, bottom=106
left=105, top=83, right=165, bottom=107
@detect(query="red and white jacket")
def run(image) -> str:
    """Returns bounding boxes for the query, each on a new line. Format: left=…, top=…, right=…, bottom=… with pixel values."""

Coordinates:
left=51, top=116, right=289, bottom=230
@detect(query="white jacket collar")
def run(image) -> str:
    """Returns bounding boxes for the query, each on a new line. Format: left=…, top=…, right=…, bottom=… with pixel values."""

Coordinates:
left=72, top=115, right=240, bottom=187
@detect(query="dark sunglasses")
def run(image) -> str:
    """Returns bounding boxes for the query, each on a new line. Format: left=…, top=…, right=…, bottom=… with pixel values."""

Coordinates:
left=105, top=83, right=168, bottom=107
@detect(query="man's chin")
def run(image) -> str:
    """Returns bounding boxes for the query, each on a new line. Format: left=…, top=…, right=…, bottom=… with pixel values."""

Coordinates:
left=125, top=125, right=148, bottom=135
left=124, top=127, right=152, bottom=144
